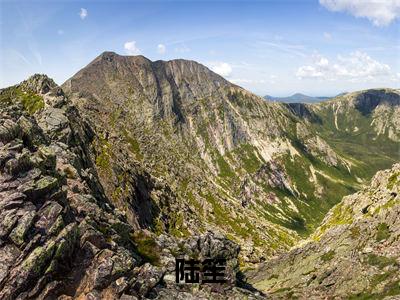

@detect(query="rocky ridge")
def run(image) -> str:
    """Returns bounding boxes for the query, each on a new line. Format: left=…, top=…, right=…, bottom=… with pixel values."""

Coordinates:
left=0, top=75, right=262, bottom=299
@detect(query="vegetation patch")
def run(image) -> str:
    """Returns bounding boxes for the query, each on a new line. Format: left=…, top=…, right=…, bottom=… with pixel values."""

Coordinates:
left=234, top=143, right=263, bottom=173
left=367, top=253, right=396, bottom=269
left=214, top=152, right=237, bottom=181
left=387, top=173, right=399, bottom=190
left=0, top=86, right=44, bottom=114
left=376, top=223, right=390, bottom=242
left=321, top=250, right=335, bottom=262
left=94, top=135, right=112, bottom=173
left=350, top=226, right=361, bottom=239
left=132, top=231, right=161, bottom=265
left=313, top=202, right=353, bottom=240
left=123, top=130, right=144, bottom=160
left=168, top=212, right=190, bottom=237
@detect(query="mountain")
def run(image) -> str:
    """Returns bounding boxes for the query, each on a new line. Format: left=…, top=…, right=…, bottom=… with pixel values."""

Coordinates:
left=307, top=89, right=400, bottom=178
left=264, top=93, right=328, bottom=103
left=247, top=163, right=400, bottom=299
left=0, top=52, right=399, bottom=299
left=264, top=93, right=345, bottom=103
left=0, top=75, right=261, bottom=299
left=62, top=52, right=399, bottom=262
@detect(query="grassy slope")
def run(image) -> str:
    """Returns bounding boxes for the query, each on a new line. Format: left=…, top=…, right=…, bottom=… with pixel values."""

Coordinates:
left=310, top=101, right=399, bottom=179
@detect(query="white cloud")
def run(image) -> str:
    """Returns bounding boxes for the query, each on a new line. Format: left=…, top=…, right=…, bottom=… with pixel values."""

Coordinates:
left=296, top=51, right=391, bottom=80
left=323, top=32, right=332, bottom=40
left=207, top=62, right=233, bottom=77
left=319, top=0, right=400, bottom=26
left=157, top=44, right=166, bottom=54
left=79, top=8, right=88, bottom=20
left=124, top=41, right=141, bottom=55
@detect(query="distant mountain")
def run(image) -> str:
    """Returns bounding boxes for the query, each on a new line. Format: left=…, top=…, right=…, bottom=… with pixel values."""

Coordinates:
left=264, top=92, right=346, bottom=103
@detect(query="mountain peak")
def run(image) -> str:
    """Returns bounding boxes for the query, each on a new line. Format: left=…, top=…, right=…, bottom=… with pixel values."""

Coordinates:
left=19, top=74, right=58, bottom=95
left=62, top=51, right=232, bottom=107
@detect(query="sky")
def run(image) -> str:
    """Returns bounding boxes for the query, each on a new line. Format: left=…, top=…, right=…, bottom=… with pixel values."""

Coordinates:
left=0, top=0, right=399, bottom=96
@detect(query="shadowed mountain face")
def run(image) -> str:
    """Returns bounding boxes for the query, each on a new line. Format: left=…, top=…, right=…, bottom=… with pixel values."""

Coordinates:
left=62, top=52, right=399, bottom=263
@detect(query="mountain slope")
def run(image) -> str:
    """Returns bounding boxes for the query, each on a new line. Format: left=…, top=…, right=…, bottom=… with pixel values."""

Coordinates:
left=1, top=53, right=399, bottom=299
left=0, top=75, right=261, bottom=299
left=307, top=89, right=400, bottom=179
left=247, top=163, right=400, bottom=299
left=62, top=52, right=398, bottom=263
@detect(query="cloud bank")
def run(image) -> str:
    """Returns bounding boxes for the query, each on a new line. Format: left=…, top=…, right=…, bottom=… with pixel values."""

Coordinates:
left=319, top=0, right=400, bottom=26
left=296, top=51, right=391, bottom=80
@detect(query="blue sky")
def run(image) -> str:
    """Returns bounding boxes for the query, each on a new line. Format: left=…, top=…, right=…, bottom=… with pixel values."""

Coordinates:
left=1, top=0, right=399, bottom=96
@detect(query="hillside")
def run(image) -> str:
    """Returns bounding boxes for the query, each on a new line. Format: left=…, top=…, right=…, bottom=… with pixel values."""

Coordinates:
left=62, top=52, right=399, bottom=262
left=0, top=75, right=261, bottom=299
left=247, top=163, right=400, bottom=299
left=0, top=52, right=399, bottom=299
left=308, top=89, right=400, bottom=179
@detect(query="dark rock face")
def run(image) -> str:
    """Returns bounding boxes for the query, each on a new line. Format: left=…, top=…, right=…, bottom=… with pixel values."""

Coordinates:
left=285, top=103, right=322, bottom=124
left=0, top=75, right=262, bottom=299
left=354, top=89, right=400, bottom=116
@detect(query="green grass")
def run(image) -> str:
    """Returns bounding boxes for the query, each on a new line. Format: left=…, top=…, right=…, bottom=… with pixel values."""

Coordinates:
left=387, top=173, right=399, bottom=190
left=132, top=232, right=161, bottom=265
left=367, top=253, right=396, bottom=269
left=376, top=223, right=390, bottom=242
left=321, top=250, right=335, bottom=262
left=215, top=152, right=236, bottom=179
left=168, top=212, right=190, bottom=237
left=313, top=202, right=353, bottom=240
left=310, top=103, right=399, bottom=181
left=233, top=143, right=263, bottom=173
left=0, top=86, right=44, bottom=114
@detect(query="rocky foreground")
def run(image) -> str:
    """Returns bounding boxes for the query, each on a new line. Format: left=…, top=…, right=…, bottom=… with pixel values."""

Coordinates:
left=0, top=75, right=262, bottom=299
left=248, top=163, right=400, bottom=299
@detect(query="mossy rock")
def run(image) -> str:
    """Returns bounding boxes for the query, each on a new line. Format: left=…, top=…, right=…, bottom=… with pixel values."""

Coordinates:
left=132, top=231, right=161, bottom=266
left=376, top=223, right=390, bottom=242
